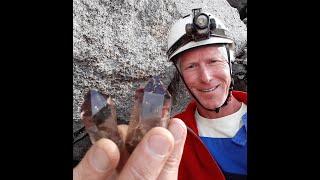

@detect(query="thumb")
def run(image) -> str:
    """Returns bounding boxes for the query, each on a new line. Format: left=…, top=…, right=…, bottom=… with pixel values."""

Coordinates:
left=157, top=118, right=187, bottom=179
left=73, top=138, right=120, bottom=180
left=118, top=127, right=174, bottom=180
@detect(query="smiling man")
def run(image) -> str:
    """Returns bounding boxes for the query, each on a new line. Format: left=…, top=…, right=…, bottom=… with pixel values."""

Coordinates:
left=167, top=8, right=247, bottom=180
left=74, top=7, right=246, bottom=180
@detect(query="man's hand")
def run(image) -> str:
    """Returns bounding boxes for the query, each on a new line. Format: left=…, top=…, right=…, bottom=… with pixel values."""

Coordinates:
left=73, top=118, right=187, bottom=180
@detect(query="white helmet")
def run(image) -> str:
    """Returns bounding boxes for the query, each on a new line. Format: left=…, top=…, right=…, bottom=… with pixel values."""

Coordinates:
left=167, top=8, right=234, bottom=61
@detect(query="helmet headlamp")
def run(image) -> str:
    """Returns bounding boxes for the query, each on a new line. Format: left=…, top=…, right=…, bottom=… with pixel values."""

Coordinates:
left=167, top=8, right=229, bottom=59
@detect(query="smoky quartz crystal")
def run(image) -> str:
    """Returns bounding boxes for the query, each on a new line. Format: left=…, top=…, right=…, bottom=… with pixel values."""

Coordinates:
left=80, top=89, right=123, bottom=148
left=125, top=76, right=172, bottom=154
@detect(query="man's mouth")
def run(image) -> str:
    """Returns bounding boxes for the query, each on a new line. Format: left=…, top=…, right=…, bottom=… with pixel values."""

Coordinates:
left=199, top=85, right=219, bottom=92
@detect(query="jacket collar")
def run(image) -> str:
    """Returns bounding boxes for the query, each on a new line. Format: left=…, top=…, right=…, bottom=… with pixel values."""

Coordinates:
left=180, top=90, right=247, bottom=144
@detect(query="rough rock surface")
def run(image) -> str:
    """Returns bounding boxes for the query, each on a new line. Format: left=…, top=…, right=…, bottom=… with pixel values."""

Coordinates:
left=226, top=0, right=247, bottom=19
left=73, top=0, right=247, bottom=162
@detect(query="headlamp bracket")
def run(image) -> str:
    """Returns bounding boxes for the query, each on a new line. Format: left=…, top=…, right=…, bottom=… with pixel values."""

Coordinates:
left=185, top=8, right=216, bottom=42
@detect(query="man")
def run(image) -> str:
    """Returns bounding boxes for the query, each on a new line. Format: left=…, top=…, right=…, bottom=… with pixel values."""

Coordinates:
left=73, top=8, right=246, bottom=180
left=168, top=8, right=247, bottom=180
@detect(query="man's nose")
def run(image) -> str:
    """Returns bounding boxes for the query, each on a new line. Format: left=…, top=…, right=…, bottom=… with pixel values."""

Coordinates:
left=200, top=66, right=212, bottom=83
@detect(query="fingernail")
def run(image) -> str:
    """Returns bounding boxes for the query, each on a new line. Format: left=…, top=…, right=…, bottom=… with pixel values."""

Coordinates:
left=90, top=147, right=110, bottom=172
left=169, top=120, right=186, bottom=142
left=147, top=134, right=171, bottom=156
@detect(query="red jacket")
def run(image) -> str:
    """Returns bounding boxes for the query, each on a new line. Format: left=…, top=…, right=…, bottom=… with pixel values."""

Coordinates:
left=174, top=91, right=247, bottom=180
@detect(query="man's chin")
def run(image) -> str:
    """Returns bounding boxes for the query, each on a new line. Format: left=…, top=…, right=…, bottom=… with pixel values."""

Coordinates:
left=195, top=95, right=226, bottom=107
left=192, top=92, right=227, bottom=109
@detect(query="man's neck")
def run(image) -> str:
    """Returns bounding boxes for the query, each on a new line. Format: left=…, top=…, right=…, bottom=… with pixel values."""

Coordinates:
left=196, top=96, right=242, bottom=119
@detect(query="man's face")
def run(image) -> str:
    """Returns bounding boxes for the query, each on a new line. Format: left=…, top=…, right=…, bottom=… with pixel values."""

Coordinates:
left=179, top=45, right=231, bottom=110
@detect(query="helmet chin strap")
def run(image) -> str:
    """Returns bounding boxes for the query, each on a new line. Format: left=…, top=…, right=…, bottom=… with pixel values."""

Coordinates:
left=173, top=44, right=234, bottom=113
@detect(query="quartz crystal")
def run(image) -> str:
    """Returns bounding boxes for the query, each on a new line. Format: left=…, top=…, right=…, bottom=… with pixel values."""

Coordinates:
left=80, top=89, right=123, bottom=148
left=125, top=76, right=172, bottom=154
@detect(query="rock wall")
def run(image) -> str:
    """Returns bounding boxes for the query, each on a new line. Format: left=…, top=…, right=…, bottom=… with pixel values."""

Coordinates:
left=226, top=0, right=247, bottom=19
left=73, top=0, right=247, bottom=162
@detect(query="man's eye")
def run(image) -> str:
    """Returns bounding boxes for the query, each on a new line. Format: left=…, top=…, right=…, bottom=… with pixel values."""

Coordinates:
left=185, top=64, right=196, bottom=69
left=209, top=60, right=218, bottom=64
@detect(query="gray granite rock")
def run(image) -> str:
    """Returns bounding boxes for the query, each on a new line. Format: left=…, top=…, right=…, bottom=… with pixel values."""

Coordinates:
left=226, top=0, right=247, bottom=19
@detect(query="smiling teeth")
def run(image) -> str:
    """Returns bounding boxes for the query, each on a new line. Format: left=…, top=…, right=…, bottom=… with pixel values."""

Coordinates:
left=200, top=86, right=217, bottom=92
